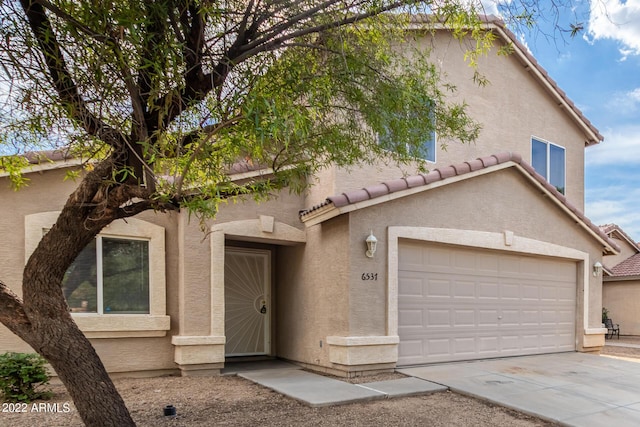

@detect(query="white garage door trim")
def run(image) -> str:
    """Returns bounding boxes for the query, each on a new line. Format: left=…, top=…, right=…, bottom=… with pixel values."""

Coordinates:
left=387, top=227, right=600, bottom=348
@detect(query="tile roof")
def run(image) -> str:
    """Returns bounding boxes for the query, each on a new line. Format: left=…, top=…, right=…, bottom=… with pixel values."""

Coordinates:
left=299, top=152, right=619, bottom=254
left=0, top=149, right=84, bottom=178
left=599, top=223, right=640, bottom=253
left=610, top=253, right=640, bottom=277
left=23, top=149, right=74, bottom=164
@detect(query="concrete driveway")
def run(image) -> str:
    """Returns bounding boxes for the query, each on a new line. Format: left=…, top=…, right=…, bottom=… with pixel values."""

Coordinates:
left=398, top=352, right=640, bottom=426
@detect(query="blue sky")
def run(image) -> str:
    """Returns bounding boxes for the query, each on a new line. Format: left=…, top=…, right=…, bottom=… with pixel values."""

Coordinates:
left=510, top=1, right=640, bottom=240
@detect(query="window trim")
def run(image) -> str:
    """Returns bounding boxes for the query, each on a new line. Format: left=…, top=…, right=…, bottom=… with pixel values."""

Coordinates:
left=421, top=130, right=437, bottom=163
left=531, top=136, right=566, bottom=194
left=25, top=212, right=169, bottom=338
left=376, top=105, right=437, bottom=164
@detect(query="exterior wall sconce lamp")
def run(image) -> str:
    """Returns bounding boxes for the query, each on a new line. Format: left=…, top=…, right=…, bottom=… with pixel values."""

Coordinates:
left=593, top=261, right=603, bottom=277
left=365, top=231, right=378, bottom=258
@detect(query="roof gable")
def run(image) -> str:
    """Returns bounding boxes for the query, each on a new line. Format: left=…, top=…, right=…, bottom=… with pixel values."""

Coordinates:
left=600, top=224, right=640, bottom=253
left=300, top=152, right=618, bottom=254
left=410, top=15, right=603, bottom=146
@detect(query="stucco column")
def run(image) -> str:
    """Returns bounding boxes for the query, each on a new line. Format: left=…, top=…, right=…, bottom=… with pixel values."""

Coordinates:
left=172, top=212, right=225, bottom=376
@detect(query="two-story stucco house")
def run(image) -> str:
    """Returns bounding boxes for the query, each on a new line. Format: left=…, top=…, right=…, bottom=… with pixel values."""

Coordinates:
left=0, top=16, right=617, bottom=378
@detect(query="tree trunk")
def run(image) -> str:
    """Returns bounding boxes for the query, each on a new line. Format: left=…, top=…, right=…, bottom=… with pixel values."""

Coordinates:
left=0, top=158, right=138, bottom=426
left=21, top=303, right=135, bottom=427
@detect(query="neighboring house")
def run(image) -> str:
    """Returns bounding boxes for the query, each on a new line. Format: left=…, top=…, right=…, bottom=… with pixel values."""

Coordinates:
left=600, top=224, right=640, bottom=335
left=0, top=17, right=618, bottom=377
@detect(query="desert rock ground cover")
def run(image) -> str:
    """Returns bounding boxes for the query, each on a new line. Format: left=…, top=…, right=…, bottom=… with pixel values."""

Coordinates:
left=5, top=339, right=639, bottom=427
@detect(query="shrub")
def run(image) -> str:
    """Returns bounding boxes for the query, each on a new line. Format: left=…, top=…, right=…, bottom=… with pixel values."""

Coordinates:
left=0, top=352, right=52, bottom=402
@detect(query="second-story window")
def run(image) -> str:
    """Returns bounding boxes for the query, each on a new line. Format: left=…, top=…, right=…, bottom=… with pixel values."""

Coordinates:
left=531, top=137, right=565, bottom=194
left=420, top=128, right=436, bottom=163
left=378, top=107, right=437, bottom=163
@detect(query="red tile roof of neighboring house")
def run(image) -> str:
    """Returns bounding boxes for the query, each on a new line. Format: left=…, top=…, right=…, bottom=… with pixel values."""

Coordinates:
left=599, top=223, right=640, bottom=253
left=610, top=253, right=640, bottom=277
left=299, top=152, right=619, bottom=254
left=0, top=149, right=83, bottom=178
left=23, top=149, right=75, bottom=164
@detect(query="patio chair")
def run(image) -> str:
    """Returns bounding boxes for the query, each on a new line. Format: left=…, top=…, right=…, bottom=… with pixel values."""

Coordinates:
left=605, top=318, right=620, bottom=339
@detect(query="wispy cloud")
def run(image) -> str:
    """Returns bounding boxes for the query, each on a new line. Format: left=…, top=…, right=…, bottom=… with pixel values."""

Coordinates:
left=585, top=121, right=640, bottom=239
left=586, top=0, right=640, bottom=59
left=585, top=123, right=640, bottom=166
left=606, top=87, right=640, bottom=111
left=586, top=189, right=640, bottom=239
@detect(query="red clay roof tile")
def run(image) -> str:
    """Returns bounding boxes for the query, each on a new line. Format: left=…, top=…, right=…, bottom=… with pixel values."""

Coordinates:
left=422, top=171, right=441, bottom=184
left=610, top=253, right=640, bottom=277
left=344, top=189, right=370, bottom=204
left=452, top=162, right=471, bottom=174
left=436, top=166, right=456, bottom=179
left=385, top=178, right=409, bottom=193
left=405, top=175, right=426, bottom=188
left=466, top=159, right=484, bottom=171
left=365, top=183, right=390, bottom=199
left=299, top=152, right=619, bottom=253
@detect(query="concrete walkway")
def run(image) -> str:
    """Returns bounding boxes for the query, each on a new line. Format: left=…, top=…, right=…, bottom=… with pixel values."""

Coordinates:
left=232, top=362, right=446, bottom=407
left=229, top=352, right=640, bottom=425
left=399, top=352, right=640, bottom=426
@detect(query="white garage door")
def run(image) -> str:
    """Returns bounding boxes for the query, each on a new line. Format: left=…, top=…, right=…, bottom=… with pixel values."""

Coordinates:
left=398, top=240, right=576, bottom=366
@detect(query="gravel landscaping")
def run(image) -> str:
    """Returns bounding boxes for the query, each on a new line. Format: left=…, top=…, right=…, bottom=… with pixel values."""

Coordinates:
left=4, top=339, right=640, bottom=427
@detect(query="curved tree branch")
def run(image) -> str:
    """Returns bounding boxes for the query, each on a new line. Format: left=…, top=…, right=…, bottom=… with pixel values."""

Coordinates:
left=0, top=282, right=31, bottom=337
left=19, top=0, right=128, bottom=151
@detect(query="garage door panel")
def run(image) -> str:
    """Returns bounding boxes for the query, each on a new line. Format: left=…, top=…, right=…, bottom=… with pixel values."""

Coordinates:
left=399, top=340, right=423, bottom=357
left=455, top=310, right=475, bottom=326
left=453, top=281, right=475, bottom=298
left=478, top=282, right=499, bottom=299
left=454, top=338, right=477, bottom=354
left=521, top=310, right=540, bottom=324
left=428, top=309, right=450, bottom=326
left=399, top=277, right=423, bottom=297
left=478, top=336, right=499, bottom=352
left=521, top=285, right=540, bottom=300
left=427, top=279, right=451, bottom=297
left=501, top=283, right=520, bottom=299
left=399, top=309, right=423, bottom=327
left=398, top=242, right=576, bottom=366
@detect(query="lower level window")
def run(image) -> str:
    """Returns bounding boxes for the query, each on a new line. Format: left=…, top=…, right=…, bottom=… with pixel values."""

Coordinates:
left=63, top=236, right=150, bottom=314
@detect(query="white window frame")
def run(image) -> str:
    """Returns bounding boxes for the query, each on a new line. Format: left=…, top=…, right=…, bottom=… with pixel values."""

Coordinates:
left=531, top=136, right=566, bottom=194
left=25, top=212, right=170, bottom=338
left=378, top=128, right=437, bottom=163
left=422, top=129, right=437, bottom=163
left=67, top=235, right=151, bottom=315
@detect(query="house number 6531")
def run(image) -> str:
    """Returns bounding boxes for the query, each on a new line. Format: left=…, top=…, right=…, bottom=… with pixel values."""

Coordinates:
left=361, top=273, right=378, bottom=281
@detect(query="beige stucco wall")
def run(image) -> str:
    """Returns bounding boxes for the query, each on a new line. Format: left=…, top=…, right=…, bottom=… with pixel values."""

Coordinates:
left=603, top=235, right=638, bottom=269
left=308, top=30, right=590, bottom=211
left=603, top=278, right=640, bottom=335
left=346, top=168, right=603, bottom=345
left=0, top=166, right=313, bottom=375
left=276, top=215, right=350, bottom=368
left=171, top=190, right=306, bottom=374
left=284, top=167, right=606, bottom=373
left=0, top=168, right=179, bottom=374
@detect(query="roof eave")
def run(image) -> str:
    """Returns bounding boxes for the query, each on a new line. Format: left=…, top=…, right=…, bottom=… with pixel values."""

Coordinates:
left=604, top=274, right=640, bottom=282
left=0, top=158, right=84, bottom=177
left=300, top=157, right=618, bottom=255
